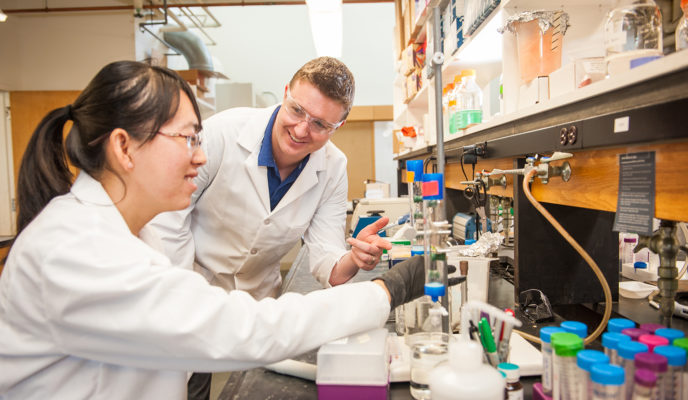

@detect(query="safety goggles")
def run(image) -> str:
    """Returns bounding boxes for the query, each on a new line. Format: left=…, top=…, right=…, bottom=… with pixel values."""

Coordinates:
left=519, top=289, right=554, bottom=323
left=283, top=88, right=344, bottom=136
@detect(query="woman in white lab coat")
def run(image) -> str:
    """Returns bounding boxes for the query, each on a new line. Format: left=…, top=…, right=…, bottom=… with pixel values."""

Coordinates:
left=0, top=61, right=426, bottom=399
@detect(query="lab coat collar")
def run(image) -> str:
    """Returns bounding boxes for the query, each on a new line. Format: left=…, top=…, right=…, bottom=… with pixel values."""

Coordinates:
left=70, top=172, right=116, bottom=207
left=237, top=105, right=329, bottom=215
left=70, top=172, right=132, bottom=235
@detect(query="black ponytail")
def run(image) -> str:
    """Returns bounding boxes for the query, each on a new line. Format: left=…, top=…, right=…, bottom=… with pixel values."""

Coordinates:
left=15, top=106, right=74, bottom=235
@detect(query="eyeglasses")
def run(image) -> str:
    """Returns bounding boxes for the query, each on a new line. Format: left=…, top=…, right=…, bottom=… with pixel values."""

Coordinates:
left=156, top=131, right=202, bottom=153
left=283, top=88, right=344, bottom=136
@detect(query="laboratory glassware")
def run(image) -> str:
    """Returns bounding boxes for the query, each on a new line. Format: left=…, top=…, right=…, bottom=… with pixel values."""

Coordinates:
left=456, top=70, right=482, bottom=131
left=498, top=362, right=524, bottom=400
left=409, top=331, right=452, bottom=400
left=604, top=0, right=663, bottom=77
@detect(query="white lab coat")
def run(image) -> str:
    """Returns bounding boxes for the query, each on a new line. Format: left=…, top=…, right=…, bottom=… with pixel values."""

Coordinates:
left=149, top=105, right=350, bottom=299
left=0, top=172, right=389, bottom=400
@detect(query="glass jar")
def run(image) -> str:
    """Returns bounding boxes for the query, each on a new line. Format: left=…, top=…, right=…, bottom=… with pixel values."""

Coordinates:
left=604, top=0, right=663, bottom=77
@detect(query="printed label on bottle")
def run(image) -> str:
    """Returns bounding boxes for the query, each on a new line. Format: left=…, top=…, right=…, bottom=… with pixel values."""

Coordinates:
left=543, top=350, right=553, bottom=391
left=507, top=389, right=524, bottom=400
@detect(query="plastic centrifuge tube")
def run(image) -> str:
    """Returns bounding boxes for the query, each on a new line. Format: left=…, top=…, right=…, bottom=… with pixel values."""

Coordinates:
left=617, top=341, right=648, bottom=400
left=577, top=350, right=610, bottom=400
left=552, top=332, right=584, bottom=400
left=634, top=352, right=668, bottom=400
left=602, top=332, right=631, bottom=365
left=540, top=327, right=566, bottom=397
left=631, top=368, right=656, bottom=400
left=653, top=345, right=686, bottom=400
left=591, top=364, right=625, bottom=400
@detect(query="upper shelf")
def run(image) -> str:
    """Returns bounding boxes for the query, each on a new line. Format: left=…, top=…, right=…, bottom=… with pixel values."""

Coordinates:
left=396, top=50, right=688, bottom=159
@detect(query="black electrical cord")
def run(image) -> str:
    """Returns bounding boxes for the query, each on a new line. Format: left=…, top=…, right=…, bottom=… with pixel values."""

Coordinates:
left=460, top=153, right=469, bottom=181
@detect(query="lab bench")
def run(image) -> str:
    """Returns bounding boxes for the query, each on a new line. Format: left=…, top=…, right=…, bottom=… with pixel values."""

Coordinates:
left=217, top=250, right=687, bottom=400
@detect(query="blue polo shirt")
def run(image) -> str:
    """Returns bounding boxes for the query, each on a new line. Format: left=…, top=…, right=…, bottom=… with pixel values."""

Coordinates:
left=258, top=106, right=310, bottom=211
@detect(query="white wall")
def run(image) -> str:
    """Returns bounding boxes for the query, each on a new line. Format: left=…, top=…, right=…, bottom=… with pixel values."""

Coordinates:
left=168, top=3, right=395, bottom=106
left=374, top=120, right=397, bottom=197
left=0, top=11, right=135, bottom=90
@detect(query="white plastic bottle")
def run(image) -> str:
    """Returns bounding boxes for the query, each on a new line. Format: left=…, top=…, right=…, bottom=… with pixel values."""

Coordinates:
left=676, top=0, right=688, bottom=51
left=457, top=69, right=482, bottom=131
left=428, top=338, right=505, bottom=400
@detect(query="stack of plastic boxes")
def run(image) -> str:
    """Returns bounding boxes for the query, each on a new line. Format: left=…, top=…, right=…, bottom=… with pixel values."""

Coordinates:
left=316, top=328, right=390, bottom=399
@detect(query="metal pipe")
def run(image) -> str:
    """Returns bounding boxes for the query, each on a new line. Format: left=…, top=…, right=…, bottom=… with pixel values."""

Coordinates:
left=636, top=220, right=680, bottom=327
left=177, top=6, right=217, bottom=45
left=429, top=5, right=449, bottom=334
left=2, top=0, right=393, bottom=14
left=431, top=6, right=446, bottom=222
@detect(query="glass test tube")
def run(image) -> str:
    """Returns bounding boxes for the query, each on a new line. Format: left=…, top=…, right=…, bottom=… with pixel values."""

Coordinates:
left=401, top=160, right=424, bottom=338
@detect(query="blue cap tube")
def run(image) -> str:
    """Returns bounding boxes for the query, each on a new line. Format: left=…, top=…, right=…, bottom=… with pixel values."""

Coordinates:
left=561, top=321, right=588, bottom=339
left=607, top=318, right=635, bottom=333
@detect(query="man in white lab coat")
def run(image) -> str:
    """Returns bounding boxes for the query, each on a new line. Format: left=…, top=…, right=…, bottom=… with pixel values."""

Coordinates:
left=149, top=57, right=392, bottom=399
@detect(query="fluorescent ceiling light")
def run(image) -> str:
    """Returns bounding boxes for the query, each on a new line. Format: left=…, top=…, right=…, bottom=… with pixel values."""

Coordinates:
left=306, top=0, right=342, bottom=58
left=0, top=9, right=7, bottom=22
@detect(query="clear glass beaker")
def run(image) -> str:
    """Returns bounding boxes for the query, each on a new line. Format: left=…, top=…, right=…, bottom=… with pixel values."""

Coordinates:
left=408, top=331, right=453, bottom=400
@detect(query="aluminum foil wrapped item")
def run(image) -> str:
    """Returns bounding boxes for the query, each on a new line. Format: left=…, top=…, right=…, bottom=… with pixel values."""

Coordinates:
left=458, top=232, right=503, bottom=257
left=498, top=10, right=570, bottom=35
